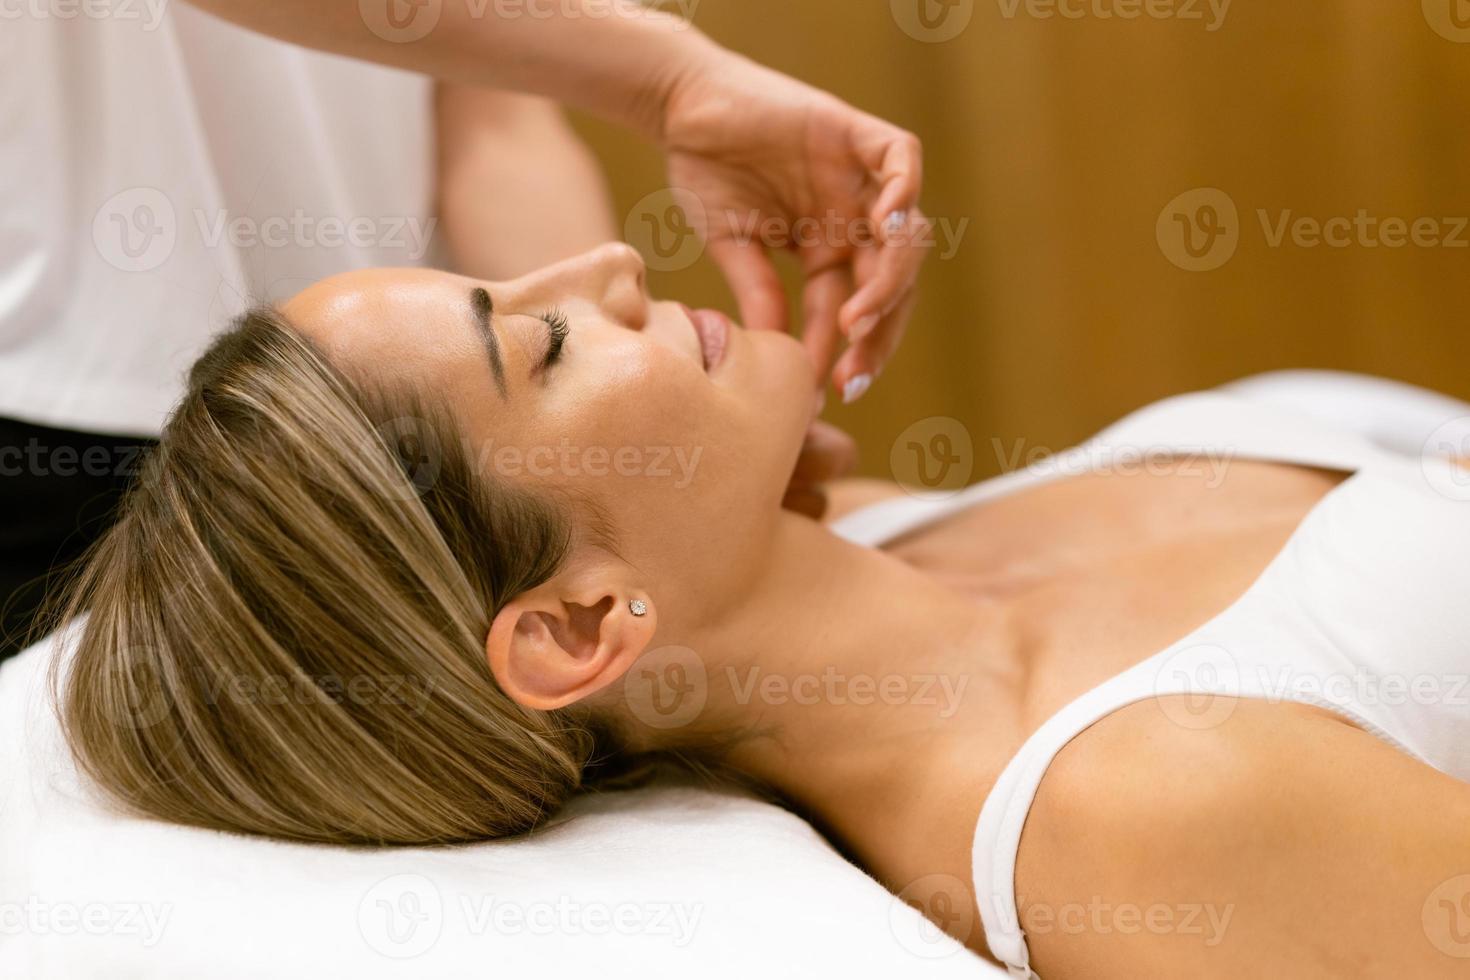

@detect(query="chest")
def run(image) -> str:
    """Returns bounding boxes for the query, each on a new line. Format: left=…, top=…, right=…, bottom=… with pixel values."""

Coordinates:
left=883, top=457, right=1348, bottom=726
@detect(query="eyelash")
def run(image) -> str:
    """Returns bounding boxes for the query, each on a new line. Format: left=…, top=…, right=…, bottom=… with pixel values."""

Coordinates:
left=541, top=309, right=570, bottom=367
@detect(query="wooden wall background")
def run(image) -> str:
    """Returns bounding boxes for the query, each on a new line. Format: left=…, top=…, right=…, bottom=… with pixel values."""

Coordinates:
left=573, top=1, right=1470, bottom=481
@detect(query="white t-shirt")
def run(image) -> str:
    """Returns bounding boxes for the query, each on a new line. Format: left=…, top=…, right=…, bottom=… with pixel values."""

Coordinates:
left=0, top=2, right=436, bottom=437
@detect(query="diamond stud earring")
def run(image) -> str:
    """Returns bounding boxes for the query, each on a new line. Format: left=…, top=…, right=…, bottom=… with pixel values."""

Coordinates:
left=629, top=599, right=648, bottom=617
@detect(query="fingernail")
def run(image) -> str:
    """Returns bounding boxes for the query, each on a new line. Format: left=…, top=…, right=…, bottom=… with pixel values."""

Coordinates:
left=813, top=389, right=827, bottom=418
left=850, top=313, right=880, bottom=342
left=842, top=373, right=873, bottom=404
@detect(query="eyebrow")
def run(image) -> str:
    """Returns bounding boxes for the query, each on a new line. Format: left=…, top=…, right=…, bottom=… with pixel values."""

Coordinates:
left=469, top=287, right=507, bottom=399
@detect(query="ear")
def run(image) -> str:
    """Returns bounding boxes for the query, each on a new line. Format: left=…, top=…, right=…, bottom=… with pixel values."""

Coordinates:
left=484, top=555, right=656, bottom=712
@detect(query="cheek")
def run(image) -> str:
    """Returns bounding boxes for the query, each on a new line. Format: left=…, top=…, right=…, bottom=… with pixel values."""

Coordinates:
left=571, top=331, right=812, bottom=509
left=501, top=342, right=715, bottom=506
left=555, top=341, right=707, bottom=450
left=602, top=334, right=810, bottom=575
left=487, top=331, right=808, bottom=579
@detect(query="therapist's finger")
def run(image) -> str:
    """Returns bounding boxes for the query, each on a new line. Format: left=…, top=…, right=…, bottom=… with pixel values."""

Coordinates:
left=840, top=206, right=929, bottom=342
left=783, top=421, right=858, bottom=520
left=709, top=239, right=788, bottom=334
left=792, top=420, right=858, bottom=485
left=782, top=484, right=829, bottom=520
left=832, top=287, right=917, bottom=403
left=838, top=130, right=923, bottom=331
left=800, top=264, right=853, bottom=385
left=856, top=123, right=924, bottom=230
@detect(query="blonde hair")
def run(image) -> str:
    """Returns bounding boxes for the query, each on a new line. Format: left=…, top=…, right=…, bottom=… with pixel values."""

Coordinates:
left=50, top=307, right=624, bottom=846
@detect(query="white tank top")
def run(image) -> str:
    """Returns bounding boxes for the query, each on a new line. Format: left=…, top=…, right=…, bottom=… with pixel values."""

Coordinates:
left=0, top=5, right=435, bottom=436
left=831, top=371, right=1470, bottom=979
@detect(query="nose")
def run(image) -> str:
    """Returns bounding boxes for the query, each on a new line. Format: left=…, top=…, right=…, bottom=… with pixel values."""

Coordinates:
left=585, top=242, right=649, bottom=330
left=525, top=242, right=647, bottom=330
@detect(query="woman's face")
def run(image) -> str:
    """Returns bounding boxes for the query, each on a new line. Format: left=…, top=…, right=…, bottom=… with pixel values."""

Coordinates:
left=282, top=243, right=814, bottom=629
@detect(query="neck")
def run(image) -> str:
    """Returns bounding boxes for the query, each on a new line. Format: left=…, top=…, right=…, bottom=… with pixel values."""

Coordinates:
left=651, top=513, right=1026, bottom=888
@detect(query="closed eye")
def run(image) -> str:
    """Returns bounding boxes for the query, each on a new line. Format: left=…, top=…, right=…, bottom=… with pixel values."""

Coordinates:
left=540, top=309, right=569, bottom=370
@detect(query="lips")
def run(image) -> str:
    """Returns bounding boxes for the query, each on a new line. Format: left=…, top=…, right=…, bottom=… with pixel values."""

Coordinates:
left=680, top=304, right=732, bottom=373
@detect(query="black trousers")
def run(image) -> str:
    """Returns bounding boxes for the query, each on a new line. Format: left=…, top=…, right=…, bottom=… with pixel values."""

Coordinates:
left=0, top=416, right=155, bottom=661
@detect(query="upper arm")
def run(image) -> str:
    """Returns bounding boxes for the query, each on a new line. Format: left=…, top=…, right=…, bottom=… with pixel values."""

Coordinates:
left=1016, top=697, right=1470, bottom=979
left=434, top=84, right=572, bottom=180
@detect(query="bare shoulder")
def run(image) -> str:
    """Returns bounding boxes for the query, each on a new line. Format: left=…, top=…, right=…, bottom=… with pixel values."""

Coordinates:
left=1015, top=697, right=1470, bottom=979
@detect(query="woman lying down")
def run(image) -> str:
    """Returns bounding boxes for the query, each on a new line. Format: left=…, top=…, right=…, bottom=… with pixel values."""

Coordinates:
left=52, top=244, right=1470, bottom=979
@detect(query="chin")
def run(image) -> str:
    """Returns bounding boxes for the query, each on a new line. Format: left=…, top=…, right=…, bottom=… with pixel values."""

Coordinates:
left=740, top=332, right=818, bottom=493
left=742, top=328, right=816, bottom=427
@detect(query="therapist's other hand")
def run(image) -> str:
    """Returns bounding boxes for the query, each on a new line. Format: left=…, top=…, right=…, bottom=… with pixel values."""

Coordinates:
left=660, top=53, right=926, bottom=402
left=783, top=420, right=859, bottom=520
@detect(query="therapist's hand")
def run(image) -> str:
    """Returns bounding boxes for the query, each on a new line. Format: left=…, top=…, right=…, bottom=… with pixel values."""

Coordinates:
left=782, top=421, right=859, bottom=520
left=660, top=52, right=927, bottom=403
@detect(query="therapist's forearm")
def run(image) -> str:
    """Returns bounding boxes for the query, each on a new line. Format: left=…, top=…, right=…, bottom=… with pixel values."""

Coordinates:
left=182, top=0, right=719, bottom=138
left=436, top=86, right=619, bottom=279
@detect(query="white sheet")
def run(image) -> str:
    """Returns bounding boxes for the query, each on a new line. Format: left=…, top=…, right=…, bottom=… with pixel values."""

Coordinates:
left=0, top=634, right=1004, bottom=978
